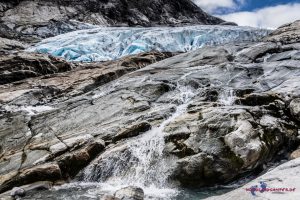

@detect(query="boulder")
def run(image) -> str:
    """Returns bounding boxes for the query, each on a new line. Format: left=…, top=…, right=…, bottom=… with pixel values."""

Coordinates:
left=10, top=187, right=25, bottom=198
left=0, top=163, right=61, bottom=193
left=290, top=98, right=300, bottom=121
left=114, top=186, right=144, bottom=200
left=56, top=140, right=105, bottom=178
left=113, top=122, right=152, bottom=142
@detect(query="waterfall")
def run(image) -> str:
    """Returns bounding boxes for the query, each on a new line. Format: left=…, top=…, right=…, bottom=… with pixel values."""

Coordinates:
left=219, top=89, right=236, bottom=106
left=82, top=77, right=197, bottom=199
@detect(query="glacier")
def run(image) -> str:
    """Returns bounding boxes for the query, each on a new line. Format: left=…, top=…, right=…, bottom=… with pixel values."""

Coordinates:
left=29, top=25, right=270, bottom=62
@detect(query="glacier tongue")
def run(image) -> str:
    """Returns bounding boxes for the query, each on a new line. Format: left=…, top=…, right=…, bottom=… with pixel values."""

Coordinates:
left=29, top=25, right=270, bottom=62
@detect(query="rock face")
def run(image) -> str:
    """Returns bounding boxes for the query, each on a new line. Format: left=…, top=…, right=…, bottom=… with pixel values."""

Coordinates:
left=0, top=0, right=224, bottom=42
left=0, top=37, right=27, bottom=54
left=0, top=14, right=300, bottom=200
left=0, top=51, right=175, bottom=106
left=205, top=158, right=300, bottom=200
left=265, top=20, right=300, bottom=44
left=0, top=51, right=175, bottom=193
left=0, top=52, right=73, bottom=84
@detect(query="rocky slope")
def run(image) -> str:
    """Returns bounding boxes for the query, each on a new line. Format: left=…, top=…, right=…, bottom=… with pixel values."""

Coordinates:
left=0, top=0, right=224, bottom=43
left=0, top=20, right=300, bottom=199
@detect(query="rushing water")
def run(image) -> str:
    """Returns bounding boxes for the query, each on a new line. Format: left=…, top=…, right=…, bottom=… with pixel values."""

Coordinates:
left=219, top=89, right=236, bottom=106
left=80, top=76, right=199, bottom=199
left=20, top=82, right=261, bottom=199
left=33, top=76, right=239, bottom=199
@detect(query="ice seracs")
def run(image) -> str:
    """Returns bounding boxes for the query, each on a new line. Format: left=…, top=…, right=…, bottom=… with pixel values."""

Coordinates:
left=29, top=25, right=270, bottom=62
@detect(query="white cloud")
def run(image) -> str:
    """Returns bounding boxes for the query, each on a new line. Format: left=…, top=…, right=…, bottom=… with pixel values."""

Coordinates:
left=192, top=0, right=244, bottom=13
left=219, top=3, right=300, bottom=29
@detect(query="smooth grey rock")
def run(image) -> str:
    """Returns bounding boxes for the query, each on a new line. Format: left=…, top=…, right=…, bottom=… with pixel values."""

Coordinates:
left=266, top=50, right=299, bottom=62
left=235, top=42, right=279, bottom=63
left=205, top=158, right=300, bottom=200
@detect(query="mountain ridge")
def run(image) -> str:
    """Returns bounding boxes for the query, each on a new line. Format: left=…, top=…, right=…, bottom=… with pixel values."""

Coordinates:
left=0, top=0, right=224, bottom=42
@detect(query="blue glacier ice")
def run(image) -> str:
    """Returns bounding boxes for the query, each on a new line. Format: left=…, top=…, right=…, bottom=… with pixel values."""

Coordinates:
left=29, top=25, right=270, bottom=62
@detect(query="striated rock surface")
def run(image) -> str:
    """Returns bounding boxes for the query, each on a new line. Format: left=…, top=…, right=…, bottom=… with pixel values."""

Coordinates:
left=0, top=51, right=176, bottom=193
left=0, top=17, right=300, bottom=200
left=0, top=37, right=27, bottom=54
left=0, top=0, right=224, bottom=42
left=0, top=52, right=73, bottom=85
left=265, top=20, right=300, bottom=44
left=0, top=51, right=175, bottom=106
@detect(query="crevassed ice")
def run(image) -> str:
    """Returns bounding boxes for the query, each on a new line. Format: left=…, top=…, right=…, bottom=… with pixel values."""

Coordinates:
left=28, top=25, right=270, bottom=62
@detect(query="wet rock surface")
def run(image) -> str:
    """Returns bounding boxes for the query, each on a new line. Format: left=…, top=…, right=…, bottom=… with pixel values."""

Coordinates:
left=0, top=18, right=300, bottom=200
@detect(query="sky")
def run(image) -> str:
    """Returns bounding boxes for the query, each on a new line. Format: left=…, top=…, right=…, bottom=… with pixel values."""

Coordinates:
left=192, top=0, right=300, bottom=28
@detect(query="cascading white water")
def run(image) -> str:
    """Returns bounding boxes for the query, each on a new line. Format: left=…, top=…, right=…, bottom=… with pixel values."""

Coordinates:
left=82, top=77, right=197, bottom=199
left=219, top=89, right=236, bottom=106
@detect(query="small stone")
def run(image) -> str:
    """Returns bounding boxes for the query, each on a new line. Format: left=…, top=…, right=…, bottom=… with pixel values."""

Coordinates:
left=290, top=98, right=300, bottom=121
left=101, top=194, right=119, bottom=200
left=114, top=186, right=144, bottom=200
left=290, top=149, right=300, bottom=160
left=10, top=187, right=25, bottom=198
